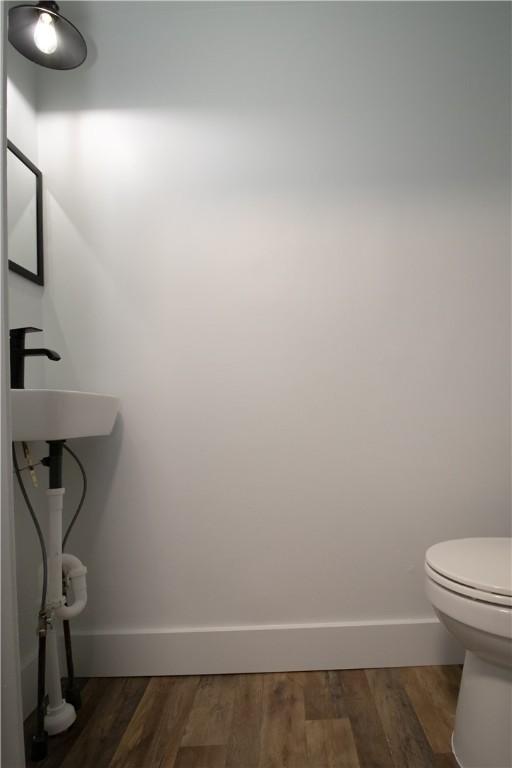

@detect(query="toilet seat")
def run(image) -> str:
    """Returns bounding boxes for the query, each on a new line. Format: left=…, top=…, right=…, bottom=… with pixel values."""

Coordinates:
left=426, top=576, right=512, bottom=640
left=425, top=562, right=512, bottom=607
left=425, top=538, right=512, bottom=607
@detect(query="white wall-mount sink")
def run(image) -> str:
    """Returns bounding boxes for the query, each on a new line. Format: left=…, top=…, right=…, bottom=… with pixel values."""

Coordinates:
left=11, top=389, right=119, bottom=442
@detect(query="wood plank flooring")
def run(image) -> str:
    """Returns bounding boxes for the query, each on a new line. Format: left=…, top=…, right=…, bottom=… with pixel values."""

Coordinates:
left=24, top=666, right=461, bottom=768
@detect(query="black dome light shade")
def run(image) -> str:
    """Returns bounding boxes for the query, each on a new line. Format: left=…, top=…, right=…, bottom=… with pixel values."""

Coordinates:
left=8, top=2, right=87, bottom=70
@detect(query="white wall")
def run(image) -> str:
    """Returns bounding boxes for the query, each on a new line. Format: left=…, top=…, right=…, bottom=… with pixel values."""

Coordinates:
left=6, top=45, right=45, bottom=342
left=13, top=1, right=512, bottom=675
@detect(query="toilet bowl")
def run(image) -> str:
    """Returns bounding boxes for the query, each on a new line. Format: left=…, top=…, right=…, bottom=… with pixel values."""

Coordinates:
left=425, top=538, right=512, bottom=768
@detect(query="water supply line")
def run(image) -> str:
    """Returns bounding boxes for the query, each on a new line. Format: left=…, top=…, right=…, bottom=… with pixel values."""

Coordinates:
left=12, top=444, right=49, bottom=760
left=12, top=444, right=47, bottom=610
left=62, top=444, right=87, bottom=548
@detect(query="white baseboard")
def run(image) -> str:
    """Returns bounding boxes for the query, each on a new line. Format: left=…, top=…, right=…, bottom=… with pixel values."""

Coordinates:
left=20, top=617, right=463, bottom=717
left=66, top=618, right=464, bottom=676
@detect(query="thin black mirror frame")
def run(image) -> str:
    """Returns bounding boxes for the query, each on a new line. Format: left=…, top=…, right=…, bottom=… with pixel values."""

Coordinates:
left=7, top=139, right=44, bottom=286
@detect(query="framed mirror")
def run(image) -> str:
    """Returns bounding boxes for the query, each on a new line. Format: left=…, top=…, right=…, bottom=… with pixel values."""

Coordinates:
left=7, top=140, right=44, bottom=285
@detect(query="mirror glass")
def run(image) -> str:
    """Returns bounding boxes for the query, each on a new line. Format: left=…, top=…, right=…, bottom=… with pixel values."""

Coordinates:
left=7, top=141, right=44, bottom=285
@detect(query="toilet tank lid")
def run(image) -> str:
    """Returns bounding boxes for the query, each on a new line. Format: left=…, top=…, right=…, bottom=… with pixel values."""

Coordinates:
left=425, top=538, right=512, bottom=597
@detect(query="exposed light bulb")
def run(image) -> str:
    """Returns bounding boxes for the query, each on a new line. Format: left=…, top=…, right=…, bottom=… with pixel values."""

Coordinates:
left=34, top=12, right=57, bottom=55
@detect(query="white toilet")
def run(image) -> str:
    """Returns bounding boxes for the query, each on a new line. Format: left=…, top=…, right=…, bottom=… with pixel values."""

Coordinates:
left=425, top=538, right=512, bottom=768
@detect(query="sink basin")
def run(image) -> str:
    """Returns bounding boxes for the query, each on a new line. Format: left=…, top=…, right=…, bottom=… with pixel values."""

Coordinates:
left=11, top=389, right=119, bottom=442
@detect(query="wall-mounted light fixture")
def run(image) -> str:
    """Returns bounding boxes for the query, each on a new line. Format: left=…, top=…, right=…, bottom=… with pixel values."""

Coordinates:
left=8, top=1, right=87, bottom=70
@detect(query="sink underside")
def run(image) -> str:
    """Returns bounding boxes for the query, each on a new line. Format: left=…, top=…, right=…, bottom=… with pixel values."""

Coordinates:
left=11, top=389, right=119, bottom=442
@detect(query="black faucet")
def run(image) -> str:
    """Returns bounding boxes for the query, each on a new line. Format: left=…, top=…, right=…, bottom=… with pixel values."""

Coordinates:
left=10, top=327, right=61, bottom=389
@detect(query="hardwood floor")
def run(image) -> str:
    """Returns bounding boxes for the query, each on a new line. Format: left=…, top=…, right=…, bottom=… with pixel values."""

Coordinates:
left=24, top=666, right=461, bottom=768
